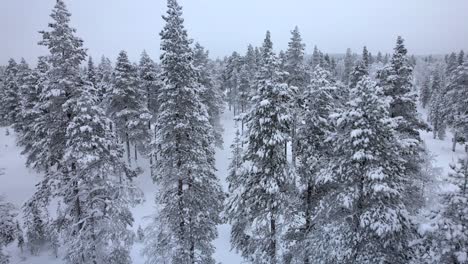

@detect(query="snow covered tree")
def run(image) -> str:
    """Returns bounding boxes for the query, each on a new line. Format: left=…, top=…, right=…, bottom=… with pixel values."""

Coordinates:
left=420, top=74, right=432, bottom=109
left=193, top=43, right=224, bottom=147
left=311, top=77, right=415, bottom=263
left=96, top=56, right=113, bottom=103
left=362, top=46, right=370, bottom=67
left=0, top=59, right=19, bottom=126
left=59, top=81, right=141, bottom=264
left=458, top=50, right=465, bottom=66
left=86, top=56, right=97, bottom=88
left=0, top=195, right=16, bottom=264
left=144, top=1, right=224, bottom=263
left=436, top=157, right=468, bottom=263
left=343, top=48, right=354, bottom=84
left=428, top=71, right=447, bottom=139
left=25, top=0, right=87, bottom=173
left=138, top=50, right=159, bottom=126
left=15, top=221, right=24, bottom=253
left=310, top=45, right=322, bottom=70
left=349, top=60, right=369, bottom=88
left=226, top=31, right=293, bottom=264
left=446, top=62, right=468, bottom=152
left=224, top=51, right=242, bottom=113
left=284, top=26, right=307, bottom=168
left=109, top=50, right=151, bottom=165
left=284, top=65, right=336, bottom=264
left=22, top=198, right=48, bottom=255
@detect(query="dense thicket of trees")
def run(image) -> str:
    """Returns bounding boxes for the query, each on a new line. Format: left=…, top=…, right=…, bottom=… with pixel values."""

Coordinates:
left=0, top=0, right=467, bottom=263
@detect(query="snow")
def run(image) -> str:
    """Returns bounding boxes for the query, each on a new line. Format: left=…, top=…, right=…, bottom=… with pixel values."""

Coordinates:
left=0, top=107, right=242, bottom=264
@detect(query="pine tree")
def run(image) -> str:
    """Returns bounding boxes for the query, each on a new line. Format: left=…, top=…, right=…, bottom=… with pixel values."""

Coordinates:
left=446, top=62, right=468, bottom=152
left=458, top=50, right=465, bottom=66
left=349, top=60, right=369, bottom=88
left=144, top=1, right=224, bottom=263
left=428, top=157, right=468, bottom=263
left=310, top=45, right=322, bottom=69
left=343, top=48, right=354, bottom=84
left=138, top=50, right=159, bottom=125
left=22, top=199, right=48, bottom=255
left=193, top=43, right=224, bottom=147
left=15, top=221, right=24, bottom=253
left=420, top=74, right=432, bottom=109
left=226, top=31, right=292, bottom=264
left=376, top=51, right=383, bottom=63
left=109, top=50, right=151, bottom=165
left=284, top=26, right=307, bottom=168
left=25, top=0, right=87, bottom=172
left=428, top=71, right=447, bottom=139
left=0, top=195, right=17, bottom=264
left=446, top=52, right=458, bottom=75
left=96, top=56, right=113, bottom=102
left=59, top=81, right=141, bottom=264
left=0, top=59, right=19, bottom=126
left=311, top=77, right=415, bottom=263
left=362, top=46, right=370, bottom=67
left=86, top=56, right=97, bottom=88
left=284, top=65, right=336, bottom=264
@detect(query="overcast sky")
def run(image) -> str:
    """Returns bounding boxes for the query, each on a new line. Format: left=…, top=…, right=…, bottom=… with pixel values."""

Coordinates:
left=1, top=0, right=468, bottom=65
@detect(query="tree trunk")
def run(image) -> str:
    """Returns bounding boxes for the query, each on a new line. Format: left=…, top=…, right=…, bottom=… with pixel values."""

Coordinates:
left=304, top=182, right=312, bottom=264
left=134, top=144, right=138, bottom=162
left=126, top=132, right=131, bottom=166
left=270, top=215, right=277, bottom=264
left=453, top=132, right=458, bottom=152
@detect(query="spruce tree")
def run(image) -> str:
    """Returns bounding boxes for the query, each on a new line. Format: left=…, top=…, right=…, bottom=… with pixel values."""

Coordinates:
left=446, top=62, right=468, bottom=152
left=311, top=77, right=415, bottom=263
left=343, top=48, right=354, bottom=84
left=226, top=31, right=292, bottom=264
left=138, top=50, right=159, bottom=126
left=144, top=1, right=224, bottom=263
left=362, top=46, right=370, bottom=67
left=284, top=65, right=336, bottom=264
left=96, top=56, right=113, bottom=103
left=193, top=43, right=224, bottom=147
left=0, top=59, right=19, bottom=126
left=109, top=50, right=151, bottom=165
left=86, top=56, right=97, bottom=88
left=420, top=74, right=432, bottom=109
left=0, top=195, right=16, bottom=264
left=59, top=81, right=141, bottom=264
left=284, top=26, right=307, bottom=168
left=428, top=71, right=447, bottom=139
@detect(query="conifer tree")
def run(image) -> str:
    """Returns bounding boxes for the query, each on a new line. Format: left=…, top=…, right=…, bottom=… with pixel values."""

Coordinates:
left=193, top=43, right=224, bottom=147
left=59, top=81, right=141, bottom=264
left=312, top=77, right=415, bottom=263
left=458, top=50, right=465, bottom=66
left=0, top=195, right=16, bottom=264
left=144, top=1, right=224, bottom=263
left=15, top=221, right=24, bottom=253
left=138, top=50, right=159, bottom=126
left=109, top=50, right=151, bottom=165
left=96, top=56, right=113, bottom=102
left=226, top=31, right=292, bottom=264
left=22, top=199, right=48, bottom=255
left=284, top=65, right=336, bottom=264
left=420, top=74, right=432, bottom=109
left=428, top=71, right=447, bottom=139
left=362, top=46, right=370, bottom=67
left=349, top=60, right=369, bottom=88
left=0, top=59, right=19, bottom=126
left=446, top=62, right=468, bottom=152
left=86, top=56, right=97, bottom=88
left=284, top=26, right=307, bottom=168
left=343, top=48, right=354, bottom=84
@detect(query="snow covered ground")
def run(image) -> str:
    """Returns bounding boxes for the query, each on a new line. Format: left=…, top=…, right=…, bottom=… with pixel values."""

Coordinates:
left=0, top=106, right=465, bottom=264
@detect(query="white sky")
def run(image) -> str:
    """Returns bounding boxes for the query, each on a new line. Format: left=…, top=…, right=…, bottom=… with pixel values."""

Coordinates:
left=1, top=0, right=468, bottom=64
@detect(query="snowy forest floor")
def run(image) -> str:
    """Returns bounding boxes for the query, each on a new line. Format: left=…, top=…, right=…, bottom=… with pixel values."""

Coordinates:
left=0, top=105, right=465, bottom=264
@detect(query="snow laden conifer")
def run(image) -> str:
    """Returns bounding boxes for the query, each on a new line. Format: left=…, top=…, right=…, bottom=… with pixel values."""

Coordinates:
left=26, top=0, right=87, bottom=172
left=96, top=56, right=113, bottom=103
left=311, top=77, right=415, bottom=263
left=284, top=65, right=336, bottom=264
left=0, top=194, right=17, bottom=264
left=138, top=50, right=159, bottom=127
left=0, top=59, right=19, bottom=126
left=420, top=74, right=432, bottom=109
left=428, top=71, right=447, bottom=139
left=226, top=31, right=293, bottom=264
left=284, top=26, right=307, bottom=168
left=108, top=50, right=151, bottom=165
left=435, top=157, right=468, bottom=263
left=59, top=81, right=141, bottom=264
left=446, top=62, right=468, bottom=151
left=144, top=1, right=224, bottom=263
left=193, top=43, right=224, bottom=147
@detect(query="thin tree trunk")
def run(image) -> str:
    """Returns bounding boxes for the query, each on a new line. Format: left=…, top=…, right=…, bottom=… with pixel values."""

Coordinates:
left=270, top=215, right=277, bottom=264
left=304, top=182, right=312, bottom=264
left=453, top=132, right=458, bottom=152
left=126, top=132, right=131, bottom=166
left=134, top=144, right=138, bottom=162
